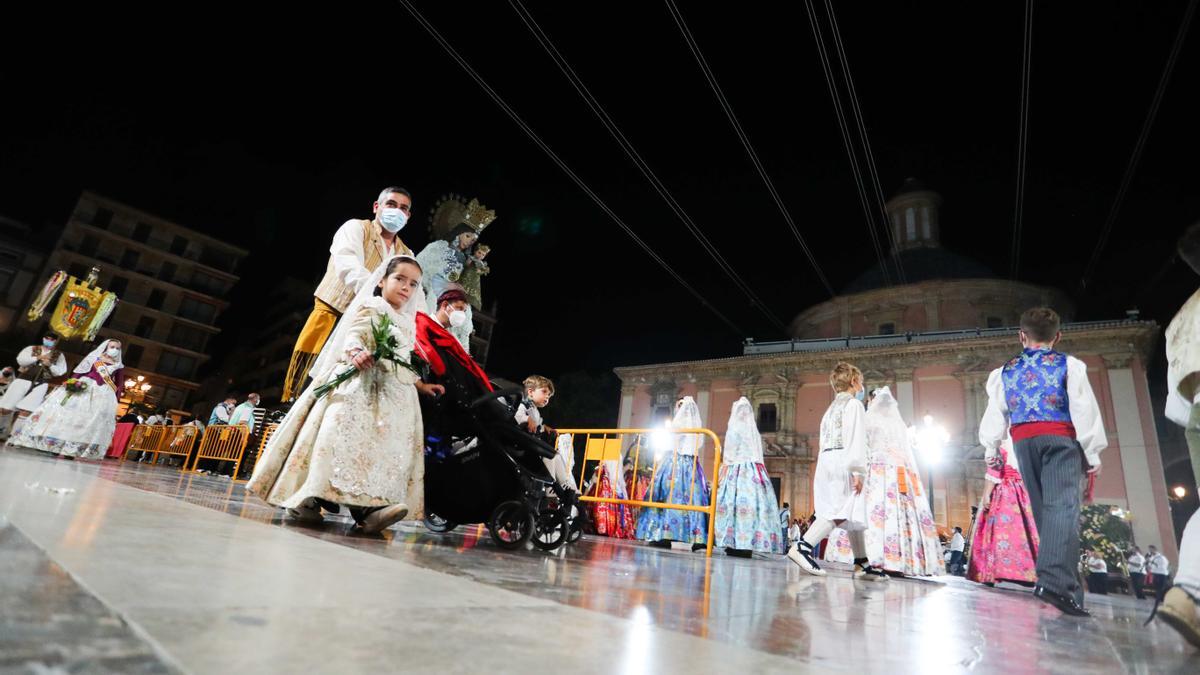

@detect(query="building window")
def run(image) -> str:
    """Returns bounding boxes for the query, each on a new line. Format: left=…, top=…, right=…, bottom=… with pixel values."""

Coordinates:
left=147, top=289, right=166, bottom=310
left=986, top=316, right=1004, bottom=329
left=905, top=208, right=917, bottom=241
left=135, top=316, right=156, bottom=338
left=170, top=235, right=189, bottom=256
left=178, top=297, right=217, bottom=324
left=168, top=323, right=208, bottom=352
left=199, top=247, right=236, bottom=273
left=879, top=322, right=896, bottom=335
left=120, top=249, right=140, bottom=269
left=132, top=222, right=152, bottom=243
left=108, top=276, right=129, bottom=297
left=189, top=271, right=228, bottom=296
left=921, top=207, right=931, bottom=239
left=79, top=234, right=100, bottom=257
left=124, top=344, right=144, bottom=368
left=157, top=351, right=198, bottom=379
left=159, top=261, right=177, bottom=284
left=92, top=208, right=113, bottom=228
left=757, top=403, right=778, bottom=433
left=0, top=269, right=15, bottom=294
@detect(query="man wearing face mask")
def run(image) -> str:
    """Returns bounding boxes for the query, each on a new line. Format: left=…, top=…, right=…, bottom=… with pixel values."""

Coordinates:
left=0, top=333, right=68, bottom=441
left=433, top=285, right=472, bottom=353
left=282, top=187, right=415, bottom=401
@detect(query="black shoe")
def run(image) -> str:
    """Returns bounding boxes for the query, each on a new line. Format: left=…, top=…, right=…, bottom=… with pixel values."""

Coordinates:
left=648, top=539, right=672, bottom=549
left=725, top=547, right=753, bottom=558
left=1034, top=585, right=1090, bottom=617
left=692, top=542, right=707, bottom=552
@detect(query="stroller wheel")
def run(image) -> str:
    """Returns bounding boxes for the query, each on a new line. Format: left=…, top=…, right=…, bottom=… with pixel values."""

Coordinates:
left=532, top=509, right=570, bottom=551
left=567, top=515, right=584, bottom=543
left=487, top=500, right=534, bottom=550
left=423, top=513, right=457, bottom=533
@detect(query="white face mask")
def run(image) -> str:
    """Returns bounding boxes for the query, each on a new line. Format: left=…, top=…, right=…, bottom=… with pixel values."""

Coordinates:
left=105, top=347, right=121, bottom=359
left=379, top=207, right=408, bottom=233
left=448, top=308, right=468, bottom=328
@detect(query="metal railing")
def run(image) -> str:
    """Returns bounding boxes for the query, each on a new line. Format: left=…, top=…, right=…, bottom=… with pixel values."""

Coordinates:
left=556, top=427, right=723, bottom=556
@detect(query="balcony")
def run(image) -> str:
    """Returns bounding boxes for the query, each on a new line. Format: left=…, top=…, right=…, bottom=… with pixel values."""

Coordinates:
left=66, top=220, right=242, bottom=283
left=54, top=248, right=230, bottom=309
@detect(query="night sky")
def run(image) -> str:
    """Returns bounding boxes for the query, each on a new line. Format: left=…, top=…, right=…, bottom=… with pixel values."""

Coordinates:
left=4, top=1, right=1200, bottom=390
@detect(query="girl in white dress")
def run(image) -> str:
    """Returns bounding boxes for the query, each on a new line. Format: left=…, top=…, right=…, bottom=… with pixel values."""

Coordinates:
left=248, top=255, right=444, bottom=534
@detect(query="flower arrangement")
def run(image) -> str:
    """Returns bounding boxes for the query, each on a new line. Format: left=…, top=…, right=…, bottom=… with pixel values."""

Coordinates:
left=60, top=378, right=88, bottom=405
left=313, top=315, right=424, bottom=399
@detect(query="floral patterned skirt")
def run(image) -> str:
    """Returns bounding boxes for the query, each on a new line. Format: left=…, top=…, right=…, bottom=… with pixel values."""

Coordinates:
left=967, top=476, right=1039, bottom=585
left=861, top=459, right=944, bottom=575
left=715, top=461, right=782, bottom=553
left=635, top=453, right=709, bottom=544
left=588, top=466, right=635, bottom=539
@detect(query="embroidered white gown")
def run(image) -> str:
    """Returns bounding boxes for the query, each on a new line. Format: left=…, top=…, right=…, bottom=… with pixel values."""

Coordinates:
left=248, top=296, right=425, bottom=515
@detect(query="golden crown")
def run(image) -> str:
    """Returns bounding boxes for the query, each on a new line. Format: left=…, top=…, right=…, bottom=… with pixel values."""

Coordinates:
left=461, top=198, right=496, bottom=232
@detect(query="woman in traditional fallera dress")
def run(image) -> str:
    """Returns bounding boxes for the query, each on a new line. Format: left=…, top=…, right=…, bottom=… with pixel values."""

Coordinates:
left=586, top=456, right=636, bottom=539
left=248, top=256, right=443, bottom=535
left=967, top=438, right=1039, bottom=586
left=714, top=397, right=783, bottom=556
left=636, top=397, right=710, bottom=547
left=12, top=339, right=124, bottom=460
left=854, top=387, right=944, bottom=576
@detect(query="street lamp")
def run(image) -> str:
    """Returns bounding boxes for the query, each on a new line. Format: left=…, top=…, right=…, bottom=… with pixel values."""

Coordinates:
left=122, top=375, right=152, bottom=406
left=1174, top=485, right=1188, bottom=500
left=912, top=414, right=950, bottom=521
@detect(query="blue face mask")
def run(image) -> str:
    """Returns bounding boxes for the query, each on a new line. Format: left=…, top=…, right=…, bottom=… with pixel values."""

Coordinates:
left=854, top=389, right=866, bottom=402
left=42, top=339, right=57, bottom=349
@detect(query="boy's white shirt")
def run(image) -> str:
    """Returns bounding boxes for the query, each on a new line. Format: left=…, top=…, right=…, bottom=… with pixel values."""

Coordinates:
left=1165, top=286, right=1200, bottom=426
left=839, top=397, right=869, bottom=475
left=978, top=352, right=1107, bottom=467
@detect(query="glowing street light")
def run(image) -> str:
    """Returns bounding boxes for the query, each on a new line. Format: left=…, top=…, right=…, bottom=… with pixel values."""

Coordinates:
left=913, top=414, right=950, bottom=465
left=1174, top=485, right=1188, bottom=499
left=649, top=425, right=673, bottom=459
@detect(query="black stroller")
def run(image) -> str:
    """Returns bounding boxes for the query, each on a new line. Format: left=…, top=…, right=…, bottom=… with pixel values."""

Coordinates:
left=416, top=314, right=583, bottom=551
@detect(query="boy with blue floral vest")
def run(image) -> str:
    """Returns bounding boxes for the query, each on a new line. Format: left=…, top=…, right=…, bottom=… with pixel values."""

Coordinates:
left=980, top=307, right=1107, bottom=616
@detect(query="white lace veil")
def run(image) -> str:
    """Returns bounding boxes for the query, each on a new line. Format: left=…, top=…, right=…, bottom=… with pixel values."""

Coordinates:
left=671, top=396, right=705, bottom=456
left=865, top=386, right=910, bottom=461
left=308, top=255, right=427, bottom=380
left=723, top=396, right=764, bottom=464
left=75, top=338, right=123, bottom=374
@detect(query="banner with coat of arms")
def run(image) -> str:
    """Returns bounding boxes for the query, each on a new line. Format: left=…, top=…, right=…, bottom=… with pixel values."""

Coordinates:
left=27, top=269, right=119, bottom=341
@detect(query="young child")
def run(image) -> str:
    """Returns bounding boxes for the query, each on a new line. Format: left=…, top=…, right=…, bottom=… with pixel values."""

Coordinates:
left=636, top=397, right=711, bottom=550
left=714, top=397, right=784, bottom=557
left=967, top=437, right=1039, bottom=586
left=11, top=339, right=125, bottom=460
left=515, top=375, right=555, bottom=440
left=1160, top=220, right=1200, bottom=647
left=248, top=255, right=444, bottom=535
left=788, top=362, right=886, bottom=580
left=856, top=386, right=943, bottom=576
left=979, top=306, right=1106, bottom=616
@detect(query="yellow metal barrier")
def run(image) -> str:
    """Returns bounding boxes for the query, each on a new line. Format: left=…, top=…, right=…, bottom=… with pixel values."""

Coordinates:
left=122, top=425, right=168, bottom=462
left=190, top=424, right=251, bottom=479
left=157, top=425, right=199, bottom=464
left=122, top=425, right=201, bottom=467
left=558, top=428, right=723, bottom=556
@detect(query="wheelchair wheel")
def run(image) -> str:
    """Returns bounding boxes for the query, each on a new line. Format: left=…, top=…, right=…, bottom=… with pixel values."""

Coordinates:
left=488, top=500, right=534, bottom=550
left=532, top=509, right=570, bottom=551
left=423, top=513, right=457, bottom=533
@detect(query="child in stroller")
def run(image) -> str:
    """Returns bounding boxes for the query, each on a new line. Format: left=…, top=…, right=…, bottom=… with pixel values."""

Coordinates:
left=415, top=313, right=583, bottom=550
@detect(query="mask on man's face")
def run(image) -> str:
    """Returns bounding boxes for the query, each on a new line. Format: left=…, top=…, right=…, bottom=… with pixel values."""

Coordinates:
left=448, top=308, right=469, bottom=328
left=379, top=207, right=408, bottom=233
left=43, top=339, right=57, bottom=349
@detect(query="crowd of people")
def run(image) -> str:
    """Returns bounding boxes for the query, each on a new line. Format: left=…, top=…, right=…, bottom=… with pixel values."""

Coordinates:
left=2, top=187, right=1197, bottom=648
